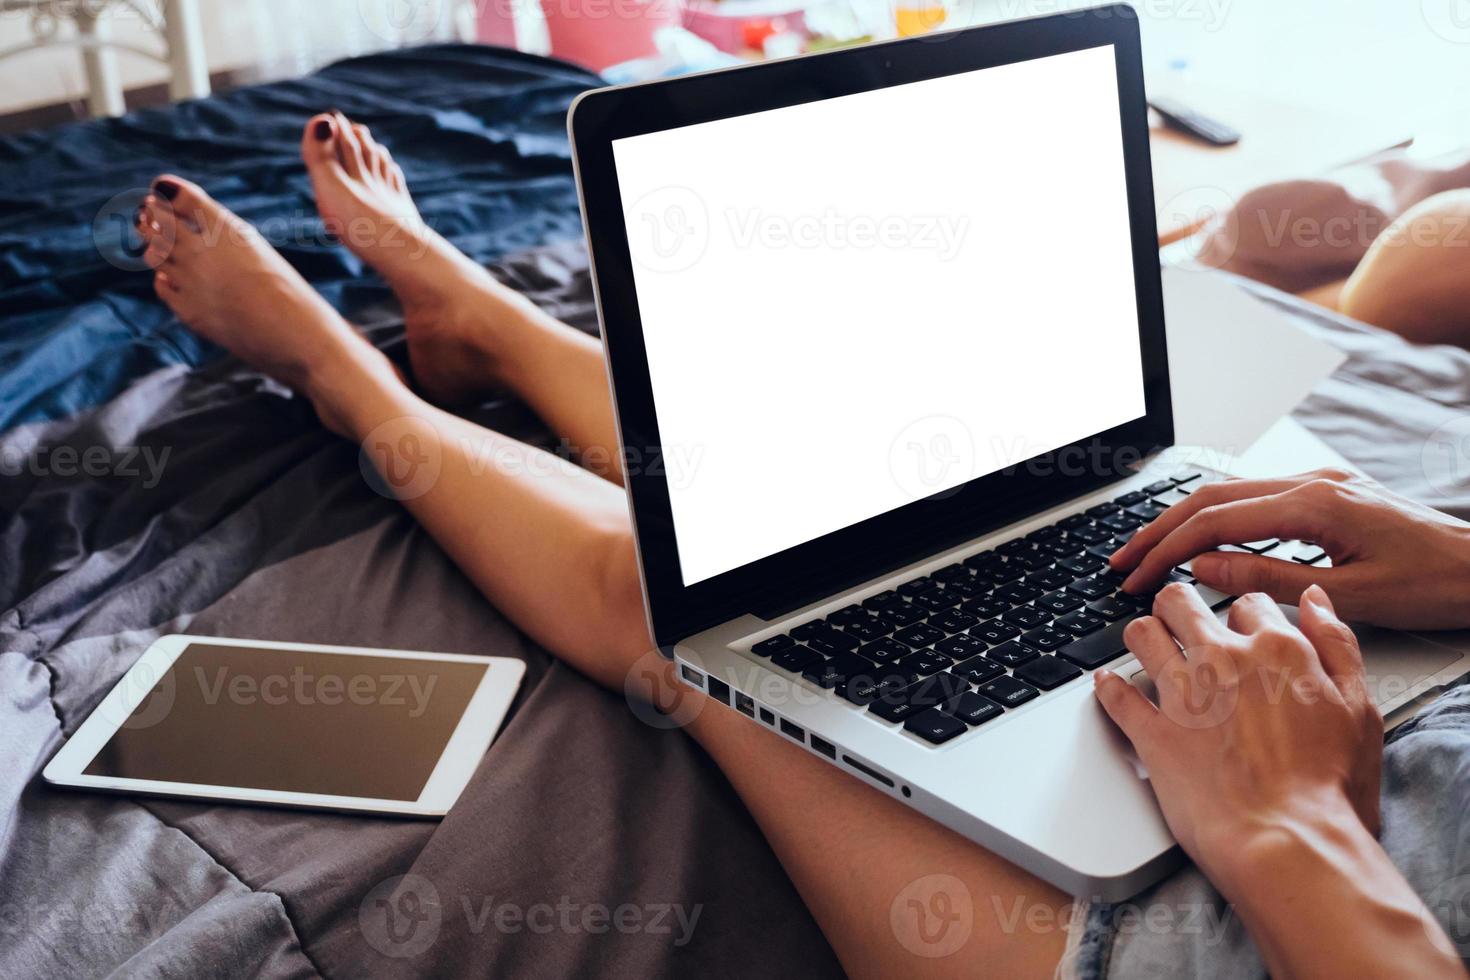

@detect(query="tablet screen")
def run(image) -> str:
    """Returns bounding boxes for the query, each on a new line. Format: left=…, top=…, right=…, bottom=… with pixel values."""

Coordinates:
left=84, top=643, right=489, bottom=801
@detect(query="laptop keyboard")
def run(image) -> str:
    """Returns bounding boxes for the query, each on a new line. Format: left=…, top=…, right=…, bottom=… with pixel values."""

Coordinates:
left=747, top=472, right=1333, bottom=747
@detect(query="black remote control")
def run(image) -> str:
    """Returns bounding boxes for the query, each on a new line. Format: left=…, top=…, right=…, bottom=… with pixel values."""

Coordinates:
left=1147, top=97, right=1241, bottom=146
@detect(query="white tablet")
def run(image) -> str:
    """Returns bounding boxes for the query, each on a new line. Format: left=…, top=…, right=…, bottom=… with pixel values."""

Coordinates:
left=44, top=635, right=525, bottom=817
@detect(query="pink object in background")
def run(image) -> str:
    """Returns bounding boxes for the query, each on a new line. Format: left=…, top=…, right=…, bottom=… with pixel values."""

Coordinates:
left=475, top=8, right=520, bottom=47
left=681, top=0, right=808, bottom=55
left=538, top=0, right=687, bottom=70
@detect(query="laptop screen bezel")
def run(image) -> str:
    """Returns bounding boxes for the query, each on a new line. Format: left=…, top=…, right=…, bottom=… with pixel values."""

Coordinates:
left=570, top=5, right=1172, bottom=649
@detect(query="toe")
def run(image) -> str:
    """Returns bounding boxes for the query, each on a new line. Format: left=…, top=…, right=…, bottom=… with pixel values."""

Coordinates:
left=332, top=112, right=368, bottom=179
left=152, top=174, right=239, bottom=247
left=302, top=113, right=339, bottom=169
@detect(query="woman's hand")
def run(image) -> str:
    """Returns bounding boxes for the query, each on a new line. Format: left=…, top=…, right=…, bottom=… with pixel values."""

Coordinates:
left=1095, top=583, right=1383, bottom=868
left=1109, top=469, right=1470, bottom=630
left=1094, top=585, right=1467, bottom=979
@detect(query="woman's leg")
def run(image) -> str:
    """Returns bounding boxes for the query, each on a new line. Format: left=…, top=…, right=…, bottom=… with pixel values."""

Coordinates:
left=1339, top=189, right=1470, bottom=348
left=299, top=112, right=624, bottom=482
left=138, top=174, right=1071, bottom=980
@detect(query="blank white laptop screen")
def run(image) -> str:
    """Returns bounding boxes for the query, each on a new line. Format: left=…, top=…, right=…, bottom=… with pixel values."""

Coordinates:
left=611, top=44, right=1146, bottom=587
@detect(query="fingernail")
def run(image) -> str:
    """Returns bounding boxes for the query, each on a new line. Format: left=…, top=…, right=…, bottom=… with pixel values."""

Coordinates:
left=1094, top=669, right=1114, bottom=685
left=314, top=119, right=332, bottom=141
left=1192, top=553, right=1227, bottom=587
left=154, top=179, right=179, bottom=201
left=1305, top=583, right=1335, bottom=614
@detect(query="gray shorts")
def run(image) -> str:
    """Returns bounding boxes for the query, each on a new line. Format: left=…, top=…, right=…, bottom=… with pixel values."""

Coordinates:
left=1061, top=679, right=1470, bottom=978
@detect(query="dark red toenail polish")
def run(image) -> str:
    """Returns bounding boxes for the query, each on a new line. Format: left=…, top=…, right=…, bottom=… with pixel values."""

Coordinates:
left=154, top=179, right=179, bottom=201
left=314, top=119, right=332, bottom=140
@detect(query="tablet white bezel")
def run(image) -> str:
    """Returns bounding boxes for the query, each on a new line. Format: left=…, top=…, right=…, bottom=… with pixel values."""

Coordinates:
left=42, top=634, right=526, bottom=816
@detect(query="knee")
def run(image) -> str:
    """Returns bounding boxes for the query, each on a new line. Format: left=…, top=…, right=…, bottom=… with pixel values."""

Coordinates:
left=1340, top=189, right=1470, bottom=346
left=592, top=524, right=656, bottom=659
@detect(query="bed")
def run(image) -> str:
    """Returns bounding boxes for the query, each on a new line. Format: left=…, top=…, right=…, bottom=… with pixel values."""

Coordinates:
left=2, top=43, right=1469, bottom=979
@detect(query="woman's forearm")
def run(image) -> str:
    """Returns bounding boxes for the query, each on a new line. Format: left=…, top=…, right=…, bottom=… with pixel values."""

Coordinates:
left=1213, top=805, right=1465, bottom=979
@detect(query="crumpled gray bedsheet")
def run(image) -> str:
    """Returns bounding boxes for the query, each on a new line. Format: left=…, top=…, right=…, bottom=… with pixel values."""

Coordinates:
left=3, top=254, right=1468, bottom=978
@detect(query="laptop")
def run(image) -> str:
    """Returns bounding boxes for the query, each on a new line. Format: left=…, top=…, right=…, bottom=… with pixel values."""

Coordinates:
left=568, top=5, right=1470, bottom=900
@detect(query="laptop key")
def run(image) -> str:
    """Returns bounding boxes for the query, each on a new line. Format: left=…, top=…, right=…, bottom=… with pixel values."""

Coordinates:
left=1036, top=590, right=1086, bottom=615
left=982, top=562, right=1027, bottom=585
left=985, top=640, right=1038, bottom=668
left=895, top=623, right=945, bottom=648
left=869, top=694, right=925, bottom=723
left=1028, top=567, right=1074, bottom=590
left=1125, top=501, right=1169, bottom=523
left=1014, top=656, right=1084, bottom=691
left=1086, top=502, right=1122, bottom=518
left=1239, top=538, right=1280, bottom=554
left=898, top=650, right=950, bottom=679
left=807, top=626, right=860, bottom=652
left=1066, top=576, right=1114, bottom=600
left=1057, top=554, right=1105, bottom=576
left=933, top=563, right=971, bottom=583
left=952, top=656, right=1005, bottom=685
left=1113, top=490, right=1149, bottom=507
left=911, top=590, right=961, bottom=614
left=803, top=652, right=871, bottom=689
left=791, top=622, right=824, bottom=641
left=1099, top=513, right=1143, bottom=534
left=943, top=578, right=987, bottom=601
left=828, top=605, right=868, bottom=628
left=1021, top=627, right=1070, bottom=652
left=1070, top=525, right=1112, bottom=545
left=979, top=675, right=1041, bottom=708
left=936, top=634, right=987, bottom=661
left=942, top=692, right=1004, bottom=727
left=863, top=590, right=902, bottom=611
left=887, top=603, right=928, bottom=627
left=973, top=620, right=1022, bottom=645
left=963, top=596, right=1009, bottom=620
left=805, top=637, right=848, bottom=658
left=1143, top=480, right=1175, bottom=495
left=840, top=667, right=910, bottom=705
left=1055, top=611, right=1106, bottom=636
left=1002, top=605, right=1050, bottom=629
left=905, top=708, right=968, bottom=745
left=931, top=609, right=979, bottom=634
left=752, top=635, right=796, bottom=657
left=1086, top=595, right=1135, bottom=621
left=773, top=645, right=821, bottom=672
left=1058, top=514, right=1092, bottom=530
left=856, top=638, right=910, bottom=664
left=993, top=583, right=1043, bottom=605
left=1056, top=616, right=1140, bottom=669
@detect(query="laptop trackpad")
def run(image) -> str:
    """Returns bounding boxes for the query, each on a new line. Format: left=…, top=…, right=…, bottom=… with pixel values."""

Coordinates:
left=1121, top=612, right=1466, bottom=710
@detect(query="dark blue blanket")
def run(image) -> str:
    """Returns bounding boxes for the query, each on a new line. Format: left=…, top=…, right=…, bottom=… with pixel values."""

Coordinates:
left=0, top=45, right=597, bottom=431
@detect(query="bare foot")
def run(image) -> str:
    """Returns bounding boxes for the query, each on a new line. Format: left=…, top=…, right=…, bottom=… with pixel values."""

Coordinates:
left=137, top=175, right=399, bottom=436
left=301, top=112, right=520, bottom=406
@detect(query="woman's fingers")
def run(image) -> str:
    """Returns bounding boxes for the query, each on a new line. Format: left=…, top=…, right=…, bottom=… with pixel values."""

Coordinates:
left=1111, top=473, right=1331, bottom=573
left=1225, top=591, right=1290, bottom=635
left=1194, top=551, right=1342, bottom=606
left=1296, top=585, right=1370, bottom=706
left=1093, top=669, right=1162, bottom=749
left=1152, top=583, right=1230, bottom=649
left=1120, top=487, right=1332, bottom=593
